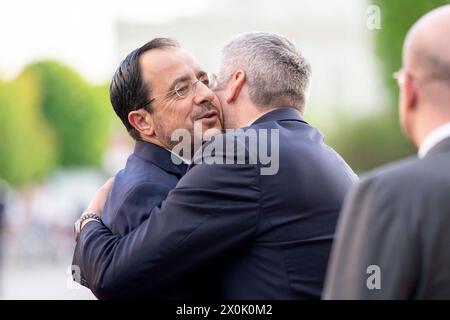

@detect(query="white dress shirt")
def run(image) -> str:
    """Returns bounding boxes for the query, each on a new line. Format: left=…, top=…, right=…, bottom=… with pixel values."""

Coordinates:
left=418, top=122, right=450, bottom=158
left=168, top=148, right=191, bottom=165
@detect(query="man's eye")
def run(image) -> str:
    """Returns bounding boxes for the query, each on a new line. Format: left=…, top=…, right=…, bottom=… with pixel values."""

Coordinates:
left=200, top=76, right=210, bottom=86
left=175, top=84, right=190, bottom=96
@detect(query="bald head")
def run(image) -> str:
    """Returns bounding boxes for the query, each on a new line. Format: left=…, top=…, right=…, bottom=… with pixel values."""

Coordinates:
left=398, top=5, right=450, bottom=147
left=403, top=5, right=450, bottom=88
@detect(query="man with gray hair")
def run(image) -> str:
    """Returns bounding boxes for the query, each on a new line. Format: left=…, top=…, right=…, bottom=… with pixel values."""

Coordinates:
left=74, top=32, right=357, bottom=299
left=218, top=32, right=311, bottom=117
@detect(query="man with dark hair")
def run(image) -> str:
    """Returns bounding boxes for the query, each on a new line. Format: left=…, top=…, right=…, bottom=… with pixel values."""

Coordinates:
left=74, top=32, right=357, bottom=299
left=72, top=38, right=223, bottom=299
left=108, top=37, right=222, bottom=147
left=109, top=38, right=181, bottom=140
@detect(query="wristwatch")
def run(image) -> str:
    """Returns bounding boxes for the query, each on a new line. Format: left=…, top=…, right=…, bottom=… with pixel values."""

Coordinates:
left=74, top=211, right=102, bottom=242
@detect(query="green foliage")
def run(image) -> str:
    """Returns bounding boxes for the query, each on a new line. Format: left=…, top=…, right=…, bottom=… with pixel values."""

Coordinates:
left=23, top=61, right=111, bottom=167
left=330, top=1, right=448, bottom=172
left=0, top=74, right=56, bottom=187
left=372, top=0, right=450, bottom=102
left=329, top=112, right=415, bottom=172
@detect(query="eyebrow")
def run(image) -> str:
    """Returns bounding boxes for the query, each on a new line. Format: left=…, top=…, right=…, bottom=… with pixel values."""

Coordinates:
left=167, top=70, right=208, bottom=92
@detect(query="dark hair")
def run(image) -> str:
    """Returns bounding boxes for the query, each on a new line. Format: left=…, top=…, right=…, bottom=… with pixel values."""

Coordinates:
left=110, top=38, right=180, bottom=140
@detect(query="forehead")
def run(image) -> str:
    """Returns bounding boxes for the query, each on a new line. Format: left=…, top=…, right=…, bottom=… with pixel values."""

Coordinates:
left=139, top=47, right=201, bottom=88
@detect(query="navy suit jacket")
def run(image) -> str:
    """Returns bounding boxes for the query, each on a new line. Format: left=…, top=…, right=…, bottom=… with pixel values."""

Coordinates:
left=102, top=141, right=187, bottom=236
left=72, top=141, right=216, bottom=299
left=76, top=108, right=358, bottom=299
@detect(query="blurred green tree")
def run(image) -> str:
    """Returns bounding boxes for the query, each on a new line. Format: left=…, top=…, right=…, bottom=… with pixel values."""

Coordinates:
left=330, top=1, right=448, bottom=172
left=372, top=0, right=450, bottom=102
left=0, top=74, right=56, bottom=187
left=23, top=61, right=111, bottom=168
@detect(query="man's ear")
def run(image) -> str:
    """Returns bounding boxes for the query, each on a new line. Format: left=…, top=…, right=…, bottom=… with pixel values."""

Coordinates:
left=128, top=109, right=155, bottom=137
left=404, top=73, right=418, bottom=112
left=226, top=70, right=246, bottom=104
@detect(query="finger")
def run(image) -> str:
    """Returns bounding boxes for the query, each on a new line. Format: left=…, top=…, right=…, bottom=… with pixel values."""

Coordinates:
left=100, top=177, right=115, bottom=190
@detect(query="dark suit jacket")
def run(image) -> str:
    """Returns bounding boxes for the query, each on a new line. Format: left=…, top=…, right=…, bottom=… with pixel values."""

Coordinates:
left=323, top=137, right=450, bottom=299
left=102, top=141, right=187, bottom=236
left=76, top=107, right=358, bottom=299
left=72, top=140, right=212, bottom=299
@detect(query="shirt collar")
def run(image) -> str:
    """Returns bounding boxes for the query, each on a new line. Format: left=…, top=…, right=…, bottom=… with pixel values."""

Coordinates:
left=251, top=107, right=307, bottom=126
left=418, top=122, right=450, bottom=159
left=166, top=148, right=192, bottom=165
left=134, top=140, right=188, bottom=177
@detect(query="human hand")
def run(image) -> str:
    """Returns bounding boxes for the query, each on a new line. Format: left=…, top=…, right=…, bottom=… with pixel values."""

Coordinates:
left=84, top=177, right=115, bottom=218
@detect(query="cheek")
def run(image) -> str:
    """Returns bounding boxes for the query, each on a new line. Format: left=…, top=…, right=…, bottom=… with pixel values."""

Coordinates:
left=214, top=91, right=226, bottom=108
left=167, top=101, right=195, bottom=131
left=398, top=92, right=411, bottom=136
left=399, top=92, right=406, bottom=119
left=214, top=96, right=224, bottom=116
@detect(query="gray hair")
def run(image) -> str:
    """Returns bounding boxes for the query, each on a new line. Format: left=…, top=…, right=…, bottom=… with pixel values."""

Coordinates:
left=219, top=32, right=312, bottom=113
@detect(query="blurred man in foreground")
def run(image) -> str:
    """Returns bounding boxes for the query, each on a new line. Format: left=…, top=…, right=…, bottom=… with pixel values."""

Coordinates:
left=324, top=5, right=450, bottom=299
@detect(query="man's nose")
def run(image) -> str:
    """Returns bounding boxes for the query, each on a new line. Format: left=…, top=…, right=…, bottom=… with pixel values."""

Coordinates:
left=193, top=81, right=216, bottom=106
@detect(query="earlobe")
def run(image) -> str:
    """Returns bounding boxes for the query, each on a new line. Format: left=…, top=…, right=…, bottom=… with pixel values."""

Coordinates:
left=226, top=70, right=246, bottom=104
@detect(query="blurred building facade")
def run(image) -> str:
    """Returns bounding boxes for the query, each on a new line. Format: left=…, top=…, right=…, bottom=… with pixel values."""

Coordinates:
left=114, top=0, right=385, bottom=126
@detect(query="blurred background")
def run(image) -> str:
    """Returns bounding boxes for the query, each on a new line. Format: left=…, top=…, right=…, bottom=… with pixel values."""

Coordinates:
left=0, top=0, right=448, bottom=299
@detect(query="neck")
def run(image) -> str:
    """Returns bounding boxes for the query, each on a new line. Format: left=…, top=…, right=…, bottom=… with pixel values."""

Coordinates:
left=415, top=111, right=450, bottom=147
left=138, top=135, right=174, bottom=152
left=227, top=103, right=279, bottom=129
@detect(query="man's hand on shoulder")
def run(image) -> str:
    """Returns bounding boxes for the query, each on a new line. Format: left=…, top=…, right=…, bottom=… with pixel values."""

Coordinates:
left=86, top=177, right=115, bottom=217
left=79, top=177, right=115, bottom=231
